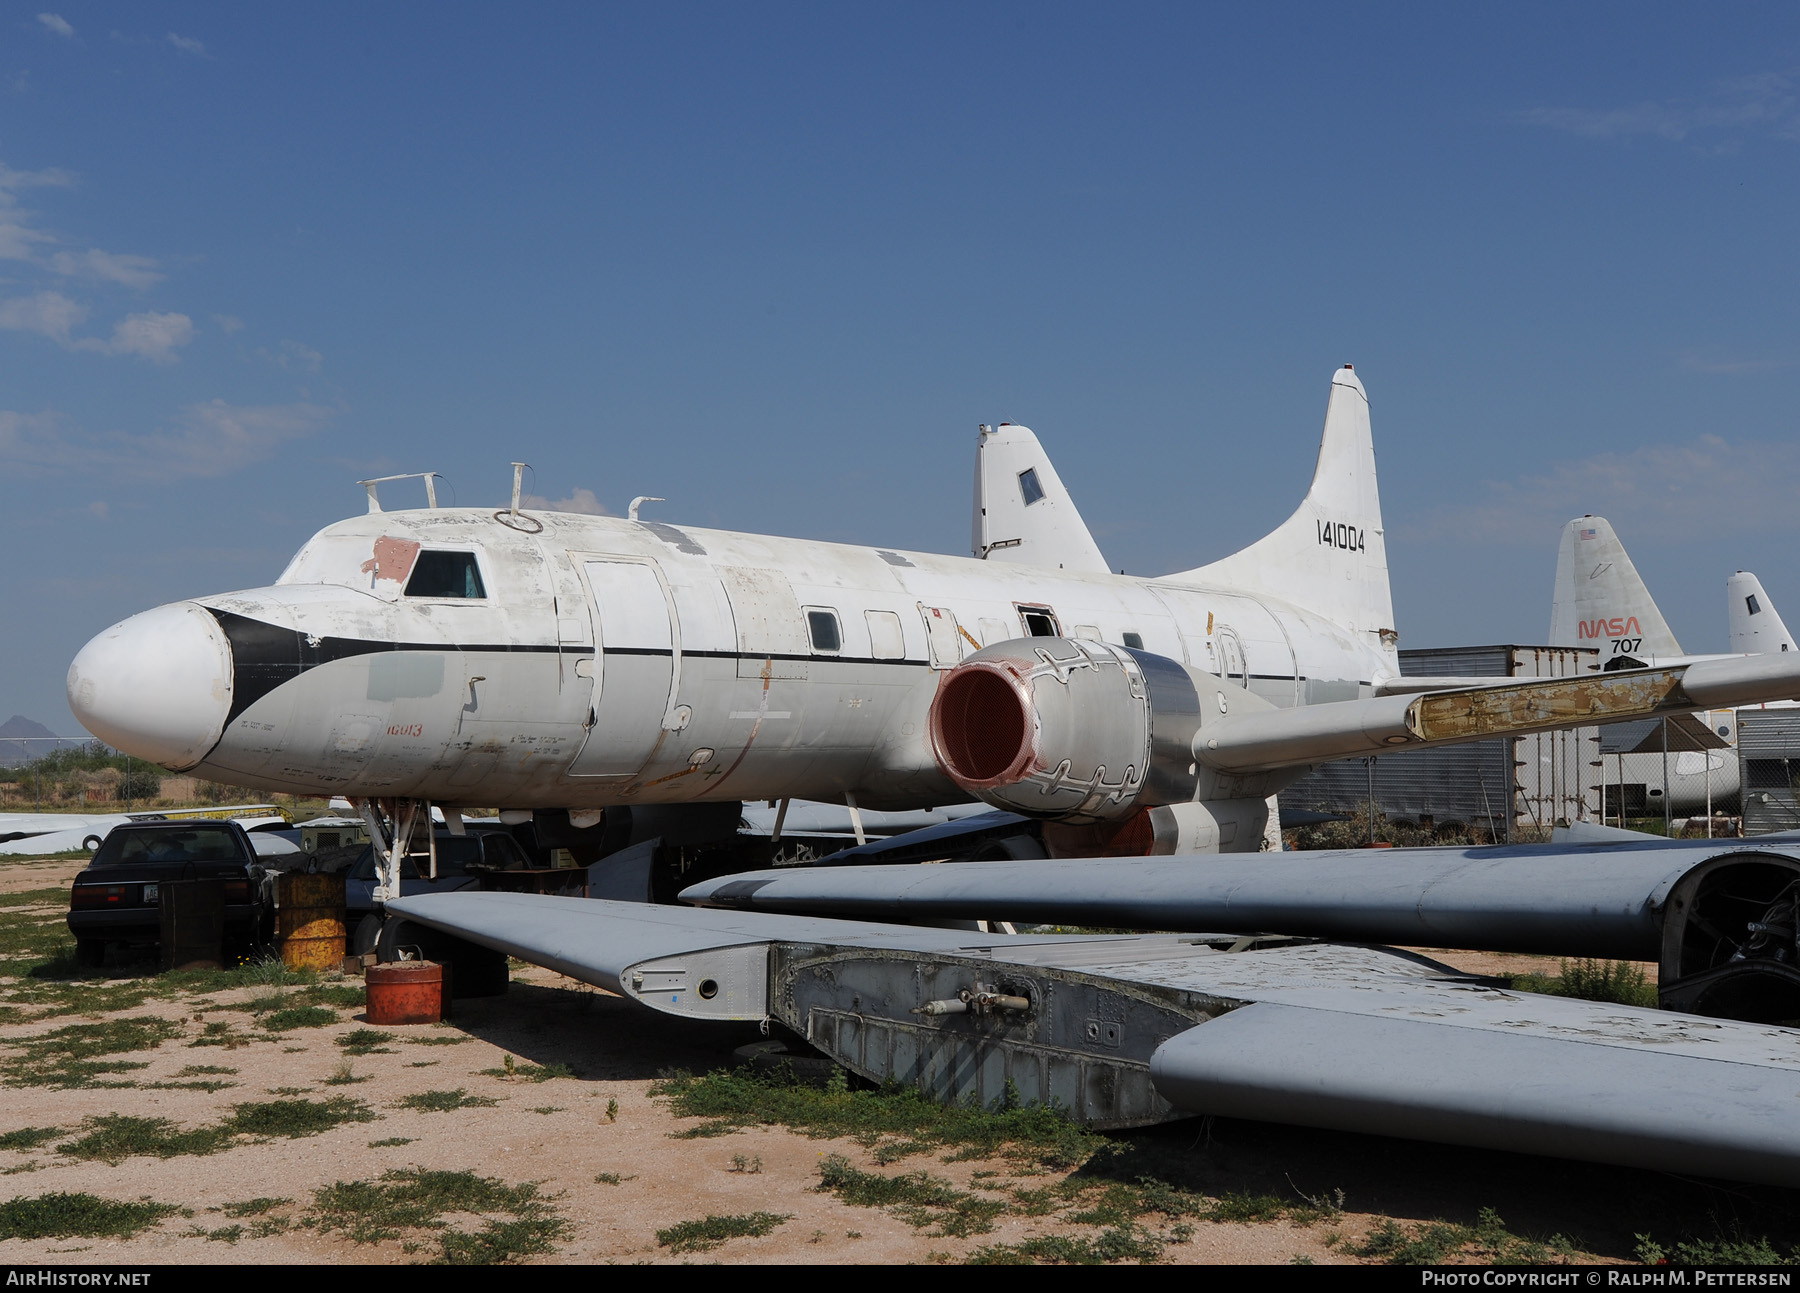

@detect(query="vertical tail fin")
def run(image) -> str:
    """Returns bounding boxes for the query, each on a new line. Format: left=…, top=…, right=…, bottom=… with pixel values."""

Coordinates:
left=1166, top=366, right=1395, bottom=657
left=1547, top=517, right=1682, bottom=658
left=1729, top=571, right=1796, bottom=654
left=972, top=423, right=1111, bottom=574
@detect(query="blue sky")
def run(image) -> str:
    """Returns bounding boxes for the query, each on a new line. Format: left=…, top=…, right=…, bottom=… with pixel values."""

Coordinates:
left=4, top=4, right=1798, bottom=731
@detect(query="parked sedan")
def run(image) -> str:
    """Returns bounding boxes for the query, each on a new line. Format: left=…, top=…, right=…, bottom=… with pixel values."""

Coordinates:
left=67, top=820, right=269, bottom=966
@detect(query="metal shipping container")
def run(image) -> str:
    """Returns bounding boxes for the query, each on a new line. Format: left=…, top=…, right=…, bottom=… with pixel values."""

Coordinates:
left=1739, top=709, right=1800, bottom=837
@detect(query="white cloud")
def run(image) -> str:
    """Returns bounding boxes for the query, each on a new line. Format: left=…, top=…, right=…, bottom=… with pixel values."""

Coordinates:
left=0, top=399, right=334, bottom=479
left=523, top=487, right=609, bottom=515
left=258, top=338, right=321, bottom=371
left=47, top=247, right=162, bottom=288
left=99, top=310, right=193, bottom=362
left=0, top=290, right=86, bottom=343
left=36, top=13, right=74, bottom=38
left=1678, top=351, right=1792, bottom=376
left=1402, top=435, right=1800, bottom=547
left=212, top=313, right=243, bottom=335
left=165, top=32, right=205, bottom=56
left=0, top=295, right=193, bottom=361
left=0, top=219, right=52, bottom=261
left=1521, top=70, right=1800, bottom=146
left=0, top=163, right=75, bottom=193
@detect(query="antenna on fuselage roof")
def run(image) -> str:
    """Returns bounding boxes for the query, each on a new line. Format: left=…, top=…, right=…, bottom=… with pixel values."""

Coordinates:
left=628, top=496, right=665, bottom=521
left=356, top=472, right=442, bottom=513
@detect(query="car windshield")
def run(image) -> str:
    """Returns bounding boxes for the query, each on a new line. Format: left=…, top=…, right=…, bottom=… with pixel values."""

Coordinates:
left=93, top=825, right=251, bottom=867
left=348, top=836, right=485, bottom=881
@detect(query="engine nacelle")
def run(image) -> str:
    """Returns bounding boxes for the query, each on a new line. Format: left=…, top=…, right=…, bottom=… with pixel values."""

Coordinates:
left=929, top=638, right=1275, bottom=825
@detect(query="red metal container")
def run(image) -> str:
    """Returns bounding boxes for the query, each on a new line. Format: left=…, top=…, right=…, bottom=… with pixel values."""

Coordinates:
left=365, top=960, right=445, bottom=1025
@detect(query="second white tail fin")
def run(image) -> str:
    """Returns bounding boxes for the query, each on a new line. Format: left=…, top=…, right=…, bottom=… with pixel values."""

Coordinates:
left=1729, top=572, right=1796, bottom=654
left=1165, top=366, right=1396, bottom=658
left=971, top=423, right=1111, bottom=574
left=1547, top=517, right=1683, bottom=659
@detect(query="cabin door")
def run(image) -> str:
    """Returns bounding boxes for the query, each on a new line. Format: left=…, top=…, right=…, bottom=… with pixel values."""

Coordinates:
left=568, top=558, right=678, bottom=778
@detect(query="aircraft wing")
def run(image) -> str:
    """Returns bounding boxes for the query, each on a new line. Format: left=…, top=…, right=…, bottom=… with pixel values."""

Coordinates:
left=1201, top=652, right=1800, bottom=773
left=386, top=890, right=1800, bottom=1184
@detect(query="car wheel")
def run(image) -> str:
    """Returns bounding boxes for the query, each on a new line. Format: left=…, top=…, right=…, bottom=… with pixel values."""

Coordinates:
left=75, top=938, right=106, bottom=968
left=82, top=835, right=103, bottom=853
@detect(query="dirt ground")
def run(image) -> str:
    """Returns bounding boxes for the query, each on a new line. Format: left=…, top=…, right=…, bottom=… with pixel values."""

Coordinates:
left=0, top=855, right=1779, bottom=1266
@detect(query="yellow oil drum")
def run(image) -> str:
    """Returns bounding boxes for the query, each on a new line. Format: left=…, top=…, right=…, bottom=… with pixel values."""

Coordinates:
left=276, top=871, right=347, bottom=971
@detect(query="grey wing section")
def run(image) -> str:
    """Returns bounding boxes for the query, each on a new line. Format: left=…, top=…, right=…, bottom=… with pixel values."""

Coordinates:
left=1151, top=1001, right=1800, bottom=1187
left=386, top=889, right=1800, bottom=1185
left=680, top=846, right=1710, bottom=958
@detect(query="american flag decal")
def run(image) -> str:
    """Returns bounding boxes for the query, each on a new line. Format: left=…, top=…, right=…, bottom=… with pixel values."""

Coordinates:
left=1578, top=528, right=1597, bottom=541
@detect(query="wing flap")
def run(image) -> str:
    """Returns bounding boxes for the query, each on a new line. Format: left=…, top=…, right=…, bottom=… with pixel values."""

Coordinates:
left=1152, top=1001, right=1800, bottom=1186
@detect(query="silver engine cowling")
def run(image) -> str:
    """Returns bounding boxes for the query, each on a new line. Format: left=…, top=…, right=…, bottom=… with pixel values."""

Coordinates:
left=929, top=637, right=1278, bottom=828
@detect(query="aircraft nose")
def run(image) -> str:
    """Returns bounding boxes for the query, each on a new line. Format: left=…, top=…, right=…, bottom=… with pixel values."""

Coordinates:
left=67, top=602, right=233, bottom=771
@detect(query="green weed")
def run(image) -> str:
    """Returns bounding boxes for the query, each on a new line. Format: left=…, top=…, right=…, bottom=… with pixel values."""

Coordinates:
left=368, top=1137, right=414, bottom=1148
left=1636, top=1231, right=1795, bottom=1265
left=968, top=1228, right=1165, bottom=1265
left=651, top=1066, right=1099, bottom=1170
left=1511, top=959, right=1659, bottom=1009
left=227, top=1097, right=375, bottom=1138
left=0, top=1192, right=180, bottom=1240
left=656, top=1211, right=790, bottom=1253
left=307, top=1168, right=568, bottom=1262
left=0, top=1127, right=61, bottom=1152
left=337, top=1028, right=396, bottom=1056
left=1349, top=1208, right=1578, bottom=1265
left=393, top=1088, right=497, bottom=1112
left=222, top=1197, right=290, bottom=1217
left=480, top=1060, right=575, bottom=1083
left=816, top=1154, right=1005, bottom=1238
left=3, top=1017, right=178, bottom=1088
left=263, top=1006, right=338, bottom=1032
left=56, top=1115, right=232, bottom=1163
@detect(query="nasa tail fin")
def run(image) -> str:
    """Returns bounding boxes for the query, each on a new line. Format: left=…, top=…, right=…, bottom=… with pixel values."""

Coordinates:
left=1167, top=366, right=1396, bottom=659
left=972, top=423, right=1111, bottom=574
left=1547, top=517, right=1683, bottom=659
left=1729, top=572, right=1796, bottom=655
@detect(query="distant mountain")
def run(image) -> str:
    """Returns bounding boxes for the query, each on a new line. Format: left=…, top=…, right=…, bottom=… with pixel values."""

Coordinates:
left=0, top=716, right=78, bottom=767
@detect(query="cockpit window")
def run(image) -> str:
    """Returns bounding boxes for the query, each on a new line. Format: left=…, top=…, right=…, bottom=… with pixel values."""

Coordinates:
left=405, top=551, right=486, bottom=599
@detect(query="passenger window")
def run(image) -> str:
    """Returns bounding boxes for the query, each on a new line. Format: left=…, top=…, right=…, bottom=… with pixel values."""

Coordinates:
left=405, top=551, right=486, bottom=599
left=1018, top=606, right=1059, bottom=637
left=1122, top=632, right=1144, bottom=650
left=865, top=610, right=905, bottom=660
left=806, top=609, right=842, bottom=653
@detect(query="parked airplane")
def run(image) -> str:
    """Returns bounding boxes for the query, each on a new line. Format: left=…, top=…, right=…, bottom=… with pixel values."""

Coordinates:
left=1730, top=571, right=1796, bottom=656
left=1546, top=517, right=1800, bottom=818
left=62, top=364, right=1800, bottom=1187
left=66, top=367, right=1800, bottom=900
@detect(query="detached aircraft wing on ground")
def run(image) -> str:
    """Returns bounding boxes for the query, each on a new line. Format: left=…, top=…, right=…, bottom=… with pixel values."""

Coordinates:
left=386, top=869, right=1800, bottom=1187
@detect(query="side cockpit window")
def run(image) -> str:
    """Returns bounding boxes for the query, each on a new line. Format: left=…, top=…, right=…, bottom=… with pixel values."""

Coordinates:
left=405, top=551, right=486, bottom=599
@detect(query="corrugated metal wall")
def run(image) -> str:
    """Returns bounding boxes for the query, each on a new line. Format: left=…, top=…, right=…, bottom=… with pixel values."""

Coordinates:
left=1740, top=711, right=1800, bottom=836
left=1278, top=645, right=1601, bottom=840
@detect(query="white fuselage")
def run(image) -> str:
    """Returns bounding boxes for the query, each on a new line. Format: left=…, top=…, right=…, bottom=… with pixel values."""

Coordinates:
left=97, top=507, right=1396, bottom=811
